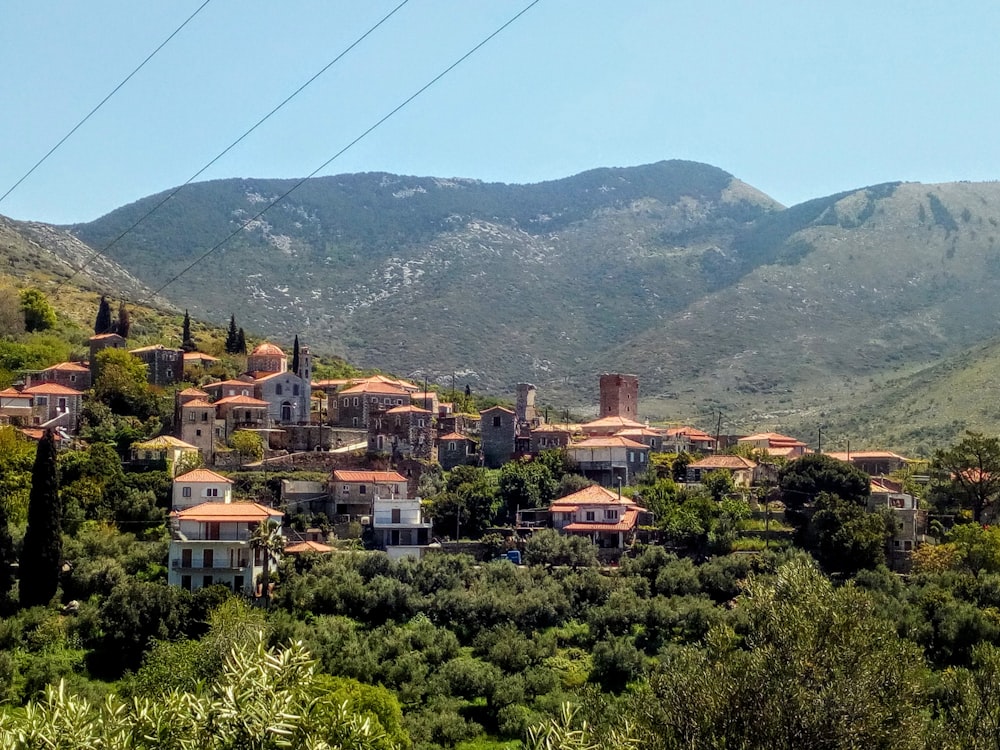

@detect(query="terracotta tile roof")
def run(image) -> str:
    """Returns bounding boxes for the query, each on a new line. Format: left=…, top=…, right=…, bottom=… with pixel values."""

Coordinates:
left=665, top=426, right=716, bottom=441
left=89, top=333, right=124, bottom=341
left=438, top=431, right=470, bottom=441
left=183, top=351, right=218, bottom=361
left=550, top=484, right=641, bottom=509
left=175, top=468, right=233, bottom=484
left=213, top=395, right=270, bottom=407
left=179, top=387, right=210, bottom=397
left=570, top=436, right=649, bottom=449
left=564, top=508, right=641, bottom=533
left=132, top=435, right=199, bottom=450
left=0, top=388, right=31, bottom=399
left=532, top=423, right=573, bottom=434
left=42, top=362, right=89, bottom=372
left=386, top=404, right=432, bottom=414
left=615, top=427, right=661, bottom=437
left=338, top=381, right=410, bottom=396
left=352, top=374, right=419, bottom=390
left=481, top=405, right=515, bottom=415
left=253, top=371, right=299, bottom=382
left=180, top=398, right=215, bottom=408
left=173, top=501, right=279, bottom=522
left=333, top=470, right=407, bottom=483
left=688, top=455, right=757, bottom=470
left=739, top=432, right=808, bottom=447
left=22, top=383, right=84, bottom=396
left=251, top=342, right=286, bottom=357
left=18, top=428, right=63, bottom=442
left=285, top=540, right=333, bottom=554
left=312, top=379, right=349, bottom=388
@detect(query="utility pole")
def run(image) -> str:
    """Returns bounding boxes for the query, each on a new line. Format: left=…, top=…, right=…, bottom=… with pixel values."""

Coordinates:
left=818, top=426, right=823, bottom=454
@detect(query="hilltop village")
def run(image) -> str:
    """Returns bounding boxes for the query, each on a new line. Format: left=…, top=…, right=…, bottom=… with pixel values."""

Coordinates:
left=1, top=321, right=929, bottom=589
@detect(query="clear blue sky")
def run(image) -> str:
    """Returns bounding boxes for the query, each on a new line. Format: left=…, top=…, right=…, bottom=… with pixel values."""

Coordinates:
left=2, top=1, right=999, bottom=224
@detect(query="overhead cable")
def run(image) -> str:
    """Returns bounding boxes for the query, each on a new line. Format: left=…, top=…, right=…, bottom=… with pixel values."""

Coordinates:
left=144, top=0, right=542, bottom=302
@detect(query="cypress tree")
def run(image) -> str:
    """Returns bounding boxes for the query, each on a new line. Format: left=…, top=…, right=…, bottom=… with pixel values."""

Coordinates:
left=19, top=429, right=61, bottom=608
left=116, top=301, right=131, bottom=338
left=225, top=315, right=239, bottom=354
left=181, top=310, right=195, bottom=352
left=94, top=295, right=112, bottom=335
left=0, top=487, right=14, bottom=607
left=292, top=335, right=300, bottom=375
left=237, top=328, right=247, bottom=355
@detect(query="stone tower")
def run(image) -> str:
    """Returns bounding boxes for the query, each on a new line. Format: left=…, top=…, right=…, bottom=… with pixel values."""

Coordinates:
left=515, top=383, right=537, bottom=423
left=599, top=373, right=639, bottom=420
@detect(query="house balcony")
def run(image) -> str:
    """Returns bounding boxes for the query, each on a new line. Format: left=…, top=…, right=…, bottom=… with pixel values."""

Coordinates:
left=171, top=530, right=252, bottom=542
left=170, top=559, right=251, bottom=571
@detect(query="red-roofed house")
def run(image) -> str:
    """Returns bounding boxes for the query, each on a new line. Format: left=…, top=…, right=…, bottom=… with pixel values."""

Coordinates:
left=548, top=485, right=648, bottom=549
left=438, top=431, right=477, bottom=471
left=825, top=450, right=909, bottom=476
left=26, top=361, right=91, bottom=390
left=331, top=469, right=408, bottom=517
left=580, top=415, right=646, bottom=438
left=565, top=436, right=650, bottom=486
left=0, top=387, right=33, bottom=425
left=664, top=426, right=717, bottom=454
left=21, top=383, right=84, bottom=430
left=685, top=455, right=758, bottom=487
left=529, top=423, right=574, bottom=454
left=335, top=380, right=410, bottom=428
left=168, top=501, right=282, bottom=593
left=737, top=432, right=809, bottom=458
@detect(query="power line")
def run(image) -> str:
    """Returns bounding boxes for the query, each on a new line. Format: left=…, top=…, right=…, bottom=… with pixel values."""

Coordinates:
left=0, top=0, right=213, bottom=208
left=57, top=0, right=412, bottom=294
left=144, top=0, right=542, bottom=303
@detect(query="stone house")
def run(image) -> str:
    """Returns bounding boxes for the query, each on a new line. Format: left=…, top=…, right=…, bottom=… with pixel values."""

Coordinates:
left=26, top=361, right=91, bottom=391
left=21, top=383, right=84, bottom=431
left=330, top=469, right=408, bottom=518
left=480, top=405, right=516, bottom=469
left=565, top=436, right=650, bottom=486
left=438, top=431, right=477, bottom=471
left=130, top=344, right=185, bottom=386
left=369, top=404, right=433, bottom=459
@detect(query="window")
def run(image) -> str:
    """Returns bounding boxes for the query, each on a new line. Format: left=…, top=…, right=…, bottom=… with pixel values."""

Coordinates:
left=359, top=485, right=366, bottom=495
left=276, top=384, right=283, bottom=395
left=585, top=511, right=595, bottom=521
left=203, top=549, right=214, bottom=568
left=396, top=399, right=403, bottom=405
left=188, top=412, right=196, bottom=422
left=605, top=509, right=619, bottom=520
left=70, top=374, right=76, bottom=382
left=418, top=419, right=425, bottom=427
left=35, top=396, right=47, bottom=406
left=206, top=488, right=219, bottom=497
left=195, top=429, right=202, bottom=437
left=293, top=384, right=299, bottom=396
left=57, top=397, right=67, bottom=412
left=181, top=549, right=192, bottom=566
left=353, top=398, right=359, bottom=406
left=448, top=441, right=456, bottom=451
left=342, top=485, right=349, bottom=495
left=201, top=411, right=208, bottom=422
left=391, top=508, right=401, bottom=524
left=182, top=486, right=192, bottom=498
left=343, top=398, right=349, bottom=407
left=493, top=416, right=501, bottom=427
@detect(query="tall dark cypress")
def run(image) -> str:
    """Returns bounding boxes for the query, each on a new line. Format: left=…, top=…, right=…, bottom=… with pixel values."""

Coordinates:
left=116, top=301, right=131, bottom=338
left=94, top=296, right=112, bottom=335
left=225, top=315, right=239, bottom=354
left=0, top=485, right=14, bottom=607
left=181, top=310, right=195, bottom=351
left=237, top=328, right=247, bottom=355
left=291, top=335, right=300, bottom=375
left=19, top=430, right=61, bottom=608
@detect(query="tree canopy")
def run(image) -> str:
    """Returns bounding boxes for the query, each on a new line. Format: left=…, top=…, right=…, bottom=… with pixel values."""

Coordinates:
left=932, top=431, right=1000, bottom=523
left=778, top=453, right=870, bottom=507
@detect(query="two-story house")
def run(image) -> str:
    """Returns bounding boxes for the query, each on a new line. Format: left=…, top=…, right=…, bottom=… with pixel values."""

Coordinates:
left=737, top=432, right=809, bottom=458
left=371, top=495, right=433, bottom=560
left=168, top=501, right=283, bottom=593
left=686, top=455, right=758, bottom=488
left=330, top=469, right=408, bottom=518
left=369, top=404, right=433, bottom=459
left=26, top=361, right=92, bottom=391
left=480, top=406, right=516, bottom=468
left=0, top=387, right=33, bottom=425
left=21, top=383, right=84, bottom=431
left=130, top=344, right=185, bottom=386
left=438, top=431, right=478, bottom=471
left=335, top=381, right=411, bottom=429
left=130, top=435, right=201, bottom=476
left=564, top=436, right=650, bottom=486
left=548, top=485, right=647, bottom=549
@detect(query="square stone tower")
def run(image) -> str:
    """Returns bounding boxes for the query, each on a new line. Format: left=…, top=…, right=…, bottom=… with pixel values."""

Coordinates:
left=599, top=373, right=639, bottom=420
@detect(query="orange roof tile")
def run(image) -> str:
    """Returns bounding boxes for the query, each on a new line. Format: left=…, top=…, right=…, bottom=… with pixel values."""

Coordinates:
left=386, top=404, right=432, bottom=414
left=339, top=381, right=410, bottom=396
left=180, top=398, right=215, bottom=408
left=179, top=387, right=210, bottom=396
left=42, top=361, right=89, bottom=372
left=0, top=388, right=31, bottom=399
left=183, top=351, right=219, bottom=361
left=739, top=432, right=807, bottom=447
left=333, top=470, right=407, bottom=483
left=175, top=469, right=233, bottom=484
left=615, top=427, right=661, bottom=437
left=550, top=484, right=642, bottom=509
left=826, top=450, right=909, bottom=462
left=213, top=395, right=270, bottom=407
left=689, top=455, right=757, bottom=470
left=570, top=436, right=649, bottom=449
left=564, top=508, right=641, bottom=533
left=251, top=342, right=286, bottom=357
left=22, top=383, right=84, bottom=396
left=173, top=501, right=279, bottom=522
left=481, top=405, right=515, bottom=415
left=582, top=416, right=646, bottom=429
left=203, top=379, right=255, bottom=389
left=438, top=431, right=471, bottom=441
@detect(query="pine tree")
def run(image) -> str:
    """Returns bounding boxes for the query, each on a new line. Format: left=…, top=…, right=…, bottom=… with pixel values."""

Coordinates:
left=225, top=315, right=239, bottom=354
left=292, top=335, right=300, bottom=375
left=181, top=310, right=196, bottom=352
left=237, top=328, right=247, bottom=355
left=116, top=300, right=131, bottom=338
left=19, top=430, right=61, bottom=608
left=94, top=295, right=112, bottom=335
